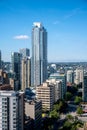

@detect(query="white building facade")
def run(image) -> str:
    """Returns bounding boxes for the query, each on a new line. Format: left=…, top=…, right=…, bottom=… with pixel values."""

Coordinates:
left=0, top=91, right=24, bottom=130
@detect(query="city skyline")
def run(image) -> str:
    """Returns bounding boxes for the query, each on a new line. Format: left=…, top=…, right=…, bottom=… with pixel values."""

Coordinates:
left=1, top=0, right=87, bottom=62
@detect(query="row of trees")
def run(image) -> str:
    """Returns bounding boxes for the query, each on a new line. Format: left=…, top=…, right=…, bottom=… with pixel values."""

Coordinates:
left=59, top=114, right=83, bottom=130
left=49, top=100, right=67, bottom=118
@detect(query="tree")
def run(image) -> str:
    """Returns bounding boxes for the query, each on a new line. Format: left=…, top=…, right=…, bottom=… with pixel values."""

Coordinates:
left=59, top=114, right=84, bottom=130
left=49, top=110, right=59, bottom=120
left=77, top=107, right=83, bottom=115
left=66, top=114, right=74, bottom=122
left=53, top=104, right=60, bottom=111
left=63, top=121, right=72, bottom=130
left=65, top=92, right=72, bottom=101
left=74, top=96, right=82, bottom=105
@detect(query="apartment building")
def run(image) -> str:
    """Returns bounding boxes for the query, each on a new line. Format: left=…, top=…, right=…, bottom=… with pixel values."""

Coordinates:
left=0, top=91, right=24, bottom=130
left=36, top=82, right=55, bottom=111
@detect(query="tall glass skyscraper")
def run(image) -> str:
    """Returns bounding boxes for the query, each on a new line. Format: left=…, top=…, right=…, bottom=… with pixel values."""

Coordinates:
left=19, top=48, right=30, bottom=58
left=11, top=52, right=21, bottom=90
left=31, top=22, right=47, bottom=87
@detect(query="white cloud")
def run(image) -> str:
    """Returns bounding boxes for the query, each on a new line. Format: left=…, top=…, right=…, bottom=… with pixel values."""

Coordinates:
left=13, top=35, right=29, bottom=40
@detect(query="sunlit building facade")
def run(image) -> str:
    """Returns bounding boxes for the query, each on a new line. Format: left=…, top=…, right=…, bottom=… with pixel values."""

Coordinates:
left=31, top=22, right=47, bottom=87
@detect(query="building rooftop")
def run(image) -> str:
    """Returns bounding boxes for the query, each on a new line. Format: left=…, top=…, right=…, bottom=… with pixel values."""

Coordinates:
left=0, top=90, right=24, bottom=97
left=33, top=22, right=42, bottom=28
left=25, top=98, right=41, bottom=105
left=50, top=73, right=65, bottom=77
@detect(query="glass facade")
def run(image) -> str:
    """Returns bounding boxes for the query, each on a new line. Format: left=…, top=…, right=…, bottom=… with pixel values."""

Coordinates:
left=11, top=52, right=21, bottom=90
left=19, top=48, right=30, bottom=58
left=31, top=23, right=47, bottom=87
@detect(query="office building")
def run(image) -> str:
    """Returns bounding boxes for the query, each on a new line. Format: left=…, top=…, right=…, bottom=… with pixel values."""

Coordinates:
left=0, top=91, right=24, bottom=130
left=31, top=22, right=47, bottom=87
left=36, top=82, right=55, bottom=111
left=19, top=48, right=30, bottom=58
left=11, top=52, right=21, bottom=90
left=21, top=57, right=31, bottom=90
left=25, top=99, right=42, bottom=129
left=49, top=73, right=66, bottom=99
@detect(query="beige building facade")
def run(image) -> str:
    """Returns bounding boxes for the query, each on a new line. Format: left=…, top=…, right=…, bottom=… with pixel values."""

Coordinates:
left=36, top=82, right=55, bottom=111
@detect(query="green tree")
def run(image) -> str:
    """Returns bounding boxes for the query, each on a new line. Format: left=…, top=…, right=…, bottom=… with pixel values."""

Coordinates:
left=77, top=107, right=83, bottom=115
left=65, top=92, right=72, bottom=101
left=63, top=121, right=72, bottom=130
left=49, top=110, right=59, bottom=120
left=74, top=96, right=82, bottom=105
left=53, top=104, right=60, bottom=111
left=66, top=114, right=74, bottom=122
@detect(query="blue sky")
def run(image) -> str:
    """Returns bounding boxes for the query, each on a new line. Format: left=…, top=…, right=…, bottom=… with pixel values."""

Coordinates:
left=0, top=0, right=87, bottom=62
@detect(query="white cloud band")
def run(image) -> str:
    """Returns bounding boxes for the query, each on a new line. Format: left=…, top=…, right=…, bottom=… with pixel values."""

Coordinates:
left=13, top=35, right=29, bottom=40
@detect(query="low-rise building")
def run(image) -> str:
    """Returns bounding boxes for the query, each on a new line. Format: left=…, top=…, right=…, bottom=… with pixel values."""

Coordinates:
left=25, top=99, right=42, bottom=129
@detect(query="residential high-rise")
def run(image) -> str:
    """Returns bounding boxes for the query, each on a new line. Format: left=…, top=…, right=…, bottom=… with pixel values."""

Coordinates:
left=49, top=73, right=67, bottom=99
left=0, top=91, right=24, bottom=130
left=31, top=22, right=47, bottom=87
left=74, top=67, right=84, bottom=85
left=21, top=57, right=31, bottom=90
left=67, top=70, right=74, bottom=84
left=0, top=51, right=1, bottom=69
left=19, top=48, right=30, bottom=58
left=82, top=74, right=87, bottom=102
left=11, top=52, right=21, bottom=90
left=46, top=79, right=62, bottom=101
left=36, top=82, right=55, bottom=111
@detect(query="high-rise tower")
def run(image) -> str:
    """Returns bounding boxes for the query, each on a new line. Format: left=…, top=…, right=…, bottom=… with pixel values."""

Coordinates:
left=0, top=91, right=24, bottom=130
left=11, top=52, right=21, bottom=90
left=31, top=22, right=47, bottom=87
left=19, top=48, right=30, bottom=58
left=21, top=57, right=31, bottom=90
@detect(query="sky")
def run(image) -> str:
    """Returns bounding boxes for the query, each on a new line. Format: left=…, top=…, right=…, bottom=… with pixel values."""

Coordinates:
left=0, top=0, right=87, bottom=62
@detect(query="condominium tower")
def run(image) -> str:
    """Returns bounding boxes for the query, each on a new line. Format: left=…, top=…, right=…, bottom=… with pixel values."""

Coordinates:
left=21, top=57, right=31, bottom=90
left=0, top=91, right=24, bottom=130
left=49, top=73, right=67, bottom=99
left=36, top=82, right=55, bottom=111
left=67, top=70, right=74, bottom=84
left=31, top=22, right=47, bottom=87
left=74, top=67, right=84, bottom=85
